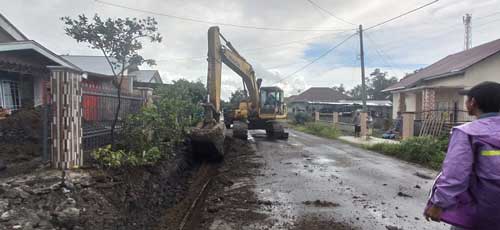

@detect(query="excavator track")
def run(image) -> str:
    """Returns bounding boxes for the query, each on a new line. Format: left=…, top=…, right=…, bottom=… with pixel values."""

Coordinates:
left=232, top=121, right=248, bottom=140
left=265, top=121, right=289, bottom=139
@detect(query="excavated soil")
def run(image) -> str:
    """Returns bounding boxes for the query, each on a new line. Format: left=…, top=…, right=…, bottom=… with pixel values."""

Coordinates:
left=0, top=143, right=199, bottom=230
left=0, top=109, right=42, bottom=163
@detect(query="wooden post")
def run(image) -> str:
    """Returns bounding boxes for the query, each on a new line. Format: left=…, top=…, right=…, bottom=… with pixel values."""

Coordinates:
left=360, top=112, right=368, bottom=139
left=49, top=66, right=83, bottom=169
left=402, top=112, right=415, bottom=140
left=315, top=111, right=320, bottom=122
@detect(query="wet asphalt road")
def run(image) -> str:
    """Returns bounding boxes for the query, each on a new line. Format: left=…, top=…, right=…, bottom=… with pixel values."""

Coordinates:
left=250, top=129, right=449, bottom=230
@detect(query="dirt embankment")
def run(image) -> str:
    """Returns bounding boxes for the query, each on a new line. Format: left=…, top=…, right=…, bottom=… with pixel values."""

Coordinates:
left=0, top=143, right=199, bottom=230
left=0, top=109, right=41, bottom=159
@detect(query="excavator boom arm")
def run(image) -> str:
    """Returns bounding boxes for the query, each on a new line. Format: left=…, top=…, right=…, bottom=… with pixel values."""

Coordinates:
left=206, top=26, right=259, bottom=114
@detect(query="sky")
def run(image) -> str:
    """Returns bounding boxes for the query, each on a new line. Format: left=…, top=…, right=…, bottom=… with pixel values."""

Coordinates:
left=3, top=0, right=500, bottom=99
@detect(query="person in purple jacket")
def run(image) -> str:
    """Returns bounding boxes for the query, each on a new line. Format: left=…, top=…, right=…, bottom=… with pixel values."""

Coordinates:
left=424, top=81, right=500, bottom=230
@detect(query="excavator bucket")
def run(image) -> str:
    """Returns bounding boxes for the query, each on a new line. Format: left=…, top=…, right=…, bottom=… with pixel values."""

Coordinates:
left=190, top=122, right=225, bottom=161
left=190, top=104, right=225, bottom=161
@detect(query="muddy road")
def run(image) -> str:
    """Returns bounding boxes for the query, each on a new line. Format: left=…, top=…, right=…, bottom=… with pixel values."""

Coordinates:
left=195, top=130, right=449, bottom=230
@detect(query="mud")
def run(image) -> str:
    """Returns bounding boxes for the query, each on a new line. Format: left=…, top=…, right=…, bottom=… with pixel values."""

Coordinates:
left=192, top=129, right=450, bottom=229
left=302, top=200, right=340, bottom=207
left=0, top=143, right=198, bottom=230
left=193, top=136, right=268, bottom=229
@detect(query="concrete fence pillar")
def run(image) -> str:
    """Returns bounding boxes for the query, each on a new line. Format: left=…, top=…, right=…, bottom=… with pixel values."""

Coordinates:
left=332, top=112, right=339, bottom=127
left=360, top=112, right=368, bottom=139
left=49, top=66, right=83, bottom=169
left=402, top=112, right=415, bottom=140
left=314, top=111, right=320, bottom=122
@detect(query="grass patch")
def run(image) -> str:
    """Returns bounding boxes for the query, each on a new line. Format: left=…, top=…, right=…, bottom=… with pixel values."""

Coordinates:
left=365, top=136, right=447, bottom=170
left=293, top=122, right=340, bottom=140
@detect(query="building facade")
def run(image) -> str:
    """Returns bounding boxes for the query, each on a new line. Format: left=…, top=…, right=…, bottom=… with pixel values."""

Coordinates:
left=385, top=38, right=500, bottom=122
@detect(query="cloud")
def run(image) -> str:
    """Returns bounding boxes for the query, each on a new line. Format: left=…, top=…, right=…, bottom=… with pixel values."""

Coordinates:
left=3, top=0, right=500, bottom=100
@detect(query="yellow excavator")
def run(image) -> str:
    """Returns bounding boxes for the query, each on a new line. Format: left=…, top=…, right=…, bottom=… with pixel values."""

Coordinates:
left=191, top=26, right=288, bottom=159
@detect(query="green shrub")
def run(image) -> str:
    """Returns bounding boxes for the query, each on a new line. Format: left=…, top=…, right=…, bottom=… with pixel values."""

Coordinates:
left=366, top=136, right=448, bottom=170
left=92, top=79, right=204, bottom=168
left=368, top=143, right=402, bottom=156
left=296, top=122, right=340, bottom=139
left=294, top=112, right=312, bottom=125
left=92, top=145, right=163, bottom=168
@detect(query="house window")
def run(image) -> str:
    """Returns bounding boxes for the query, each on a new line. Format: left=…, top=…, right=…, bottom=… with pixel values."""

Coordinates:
left=0, top=80, right=21, bottom=110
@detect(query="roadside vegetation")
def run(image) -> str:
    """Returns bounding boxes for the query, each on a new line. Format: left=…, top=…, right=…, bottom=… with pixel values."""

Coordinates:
left=290, top=112, right=340, bottom=139
left=92, top=79, right=206, bottom=168
left=294, top=122, right=341, bottom=139
left=365, top=136, right=448, bottom=170
left=290, top=111, right=448, bottom=170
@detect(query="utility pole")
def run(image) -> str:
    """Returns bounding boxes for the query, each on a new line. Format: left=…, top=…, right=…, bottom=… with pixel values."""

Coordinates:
left=359, top=24, right=367, bottom=111
left=463, top=13, right=472, bottom=50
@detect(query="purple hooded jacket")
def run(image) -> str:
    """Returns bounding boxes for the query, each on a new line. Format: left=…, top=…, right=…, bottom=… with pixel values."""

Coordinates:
left=427, top=115, right=500, bottom=229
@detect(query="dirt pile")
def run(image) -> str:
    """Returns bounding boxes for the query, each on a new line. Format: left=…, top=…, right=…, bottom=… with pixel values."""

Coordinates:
left=0, top=108, right=42, bottom=164
left=0, top=144, right=197, bottom=230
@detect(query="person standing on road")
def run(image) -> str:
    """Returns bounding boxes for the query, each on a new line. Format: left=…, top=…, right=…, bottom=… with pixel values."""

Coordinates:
left=353, top=111, right=361, bottom=137
left=424, top=82, right=500, bottom=230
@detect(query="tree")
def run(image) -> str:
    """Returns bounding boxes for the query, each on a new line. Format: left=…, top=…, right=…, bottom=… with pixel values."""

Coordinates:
left=368, top=69, right=398, bottom=100
left=332, top=84, right=347, bottom=95
left=156, top=79, right=206, bottom=105
left=348, top=68, right=399, bottom=100
left=348, top=85, right=363, bottom=100
left=61, top=14, right=162, bottom=147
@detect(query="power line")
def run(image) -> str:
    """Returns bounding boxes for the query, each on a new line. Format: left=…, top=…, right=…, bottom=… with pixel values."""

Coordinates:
left=365, top=33, right=407, bottom=78
left=273, top=32, right=358, bottom=84
left=95, top=0, right=354, bottom=32
left=365, top=0, right=439, bottom=31
left=377, top=15, right=500, bottom=53
left=476, top=11, right=500, bottom=20
left=305, top=0, right=356, bottom=26
left=155, top=31, right=350, bottom=62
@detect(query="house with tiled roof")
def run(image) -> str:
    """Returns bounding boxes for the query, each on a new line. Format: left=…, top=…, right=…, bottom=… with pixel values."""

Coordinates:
left=384, top=38, right=500, bottom=121
left=288, top=87, right=392, bottom=123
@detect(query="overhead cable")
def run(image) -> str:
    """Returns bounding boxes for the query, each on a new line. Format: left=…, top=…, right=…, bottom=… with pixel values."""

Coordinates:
left=95, top=0, right=354, bottom=32
left=305, top=0, right=356, bottom=26
left=273, top=32, right=358, bottom=84
left=365, top=0, right=439, bottom=31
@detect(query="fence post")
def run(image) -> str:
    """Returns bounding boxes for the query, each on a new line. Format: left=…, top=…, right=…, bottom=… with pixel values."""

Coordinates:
left=135, top=87, right=154, bottom=107
left=360, top=112, right=368, bottom=139
left=314, top=111, right=320, bottom=122
left=332, top=112, right=339, bottom=127
left=402, top=112, right=415, bottom=140
left=41, top=104, right=49, bottom=162
left=49, top=66, right=83, bottom=169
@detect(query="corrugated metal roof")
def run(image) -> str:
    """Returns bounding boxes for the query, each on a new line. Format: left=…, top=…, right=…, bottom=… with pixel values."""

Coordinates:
left=290, top=87, right=351, bottom=103
left=385, top=38, right=500, bottom=92
left=129, top=70, right=162, bottom=83
left=61, top=55, right=124, bottom=77
left=0, top=41, right=80, bottom=70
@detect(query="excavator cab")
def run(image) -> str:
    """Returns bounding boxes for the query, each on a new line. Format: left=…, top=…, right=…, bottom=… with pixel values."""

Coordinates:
left=260, top=87, right=286, bottom=116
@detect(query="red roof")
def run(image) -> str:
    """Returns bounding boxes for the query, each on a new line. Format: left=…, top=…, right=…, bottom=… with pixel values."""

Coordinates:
left=385, top=38, right=500, bottom=91
left=290, top=87, right=351, bottom=102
